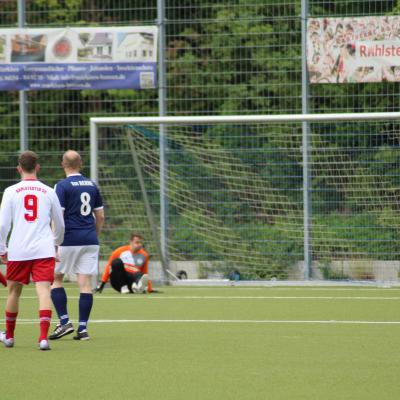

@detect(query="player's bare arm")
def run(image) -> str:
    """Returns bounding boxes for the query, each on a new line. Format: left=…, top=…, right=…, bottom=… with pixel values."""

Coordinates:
left=94, top=208, right=105, bottom=235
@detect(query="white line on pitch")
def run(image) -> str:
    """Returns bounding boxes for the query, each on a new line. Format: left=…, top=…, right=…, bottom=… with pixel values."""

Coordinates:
left=2, top=295, right=400, bottom=300
left=6, top=287, right=400, bottom=291
left=95, top=296, right=400, bottom=300
left=5, top=319, right=400, bottom=325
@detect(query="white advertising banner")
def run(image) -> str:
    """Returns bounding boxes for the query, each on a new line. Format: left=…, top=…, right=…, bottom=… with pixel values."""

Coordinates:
left=307, top=16, right=400, bottom=83
left=0, top=26, right=158, bottom=91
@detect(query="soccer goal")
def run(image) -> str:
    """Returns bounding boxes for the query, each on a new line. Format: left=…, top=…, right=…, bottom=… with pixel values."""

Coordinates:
left=90, top=112, right=400, bottom=286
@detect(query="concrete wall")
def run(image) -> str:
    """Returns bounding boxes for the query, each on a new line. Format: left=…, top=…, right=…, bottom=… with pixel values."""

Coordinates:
left=64, top=259, right=400, bottom=282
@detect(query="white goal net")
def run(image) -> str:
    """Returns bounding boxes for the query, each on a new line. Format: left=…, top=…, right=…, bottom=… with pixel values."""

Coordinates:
left=91, top=113, right=400, bottom=284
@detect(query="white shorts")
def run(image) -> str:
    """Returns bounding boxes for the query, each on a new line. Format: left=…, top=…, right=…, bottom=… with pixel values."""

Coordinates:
left=56, top=245, right=99, bottom=276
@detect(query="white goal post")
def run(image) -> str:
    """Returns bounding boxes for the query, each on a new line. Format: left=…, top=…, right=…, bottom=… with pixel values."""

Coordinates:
left=90, top=112, right=400, bottom=285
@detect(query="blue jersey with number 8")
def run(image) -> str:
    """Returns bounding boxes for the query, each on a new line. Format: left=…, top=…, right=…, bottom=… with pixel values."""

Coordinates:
left=55, top=174, right=103, bottom=246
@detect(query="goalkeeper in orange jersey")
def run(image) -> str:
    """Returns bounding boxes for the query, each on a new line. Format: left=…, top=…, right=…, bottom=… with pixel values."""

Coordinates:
left=95, top=233, right=151, bottom=294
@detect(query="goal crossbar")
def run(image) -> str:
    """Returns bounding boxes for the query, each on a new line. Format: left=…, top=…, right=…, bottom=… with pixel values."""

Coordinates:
left=90, top=112, right=400, bottom=127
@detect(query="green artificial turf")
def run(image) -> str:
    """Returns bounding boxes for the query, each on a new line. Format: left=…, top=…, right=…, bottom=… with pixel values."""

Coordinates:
left=0, top=285, right=400, bottom=400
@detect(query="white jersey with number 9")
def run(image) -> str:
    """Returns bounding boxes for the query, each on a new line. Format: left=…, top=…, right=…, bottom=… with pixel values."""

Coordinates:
left=0, top=179, right=65, bottom=261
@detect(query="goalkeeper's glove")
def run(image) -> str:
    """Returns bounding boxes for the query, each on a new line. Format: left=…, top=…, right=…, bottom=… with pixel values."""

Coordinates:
left=95, top=281, right=106, bottom=293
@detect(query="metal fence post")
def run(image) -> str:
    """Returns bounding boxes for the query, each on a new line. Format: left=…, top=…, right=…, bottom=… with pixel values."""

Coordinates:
left=301, top=0, right=312, bottom=279
left=90, top=119, right=98, bottom=184
left=158, top=0, right=169, bottom=280
left=18, top=0, right=28, bottom=152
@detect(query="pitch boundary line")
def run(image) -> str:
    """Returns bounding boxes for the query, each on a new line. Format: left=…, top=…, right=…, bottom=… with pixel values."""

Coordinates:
left=8, top=287, right=400, bottom=292
left=6, top=318, right=400, bottom=325
left=93, top=295, right=400, bottom=300
left=2, top=295, right=400, bottom=300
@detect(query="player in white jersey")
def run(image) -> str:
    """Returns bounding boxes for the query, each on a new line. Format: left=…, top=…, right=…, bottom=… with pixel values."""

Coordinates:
left=0, top=151, right=64, bottom=351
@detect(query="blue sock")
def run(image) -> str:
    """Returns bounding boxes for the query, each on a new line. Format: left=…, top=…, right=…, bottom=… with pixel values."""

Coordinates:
left=78, top=293, right=93, bottom=333
left=51, top=287, right=69, bottom=325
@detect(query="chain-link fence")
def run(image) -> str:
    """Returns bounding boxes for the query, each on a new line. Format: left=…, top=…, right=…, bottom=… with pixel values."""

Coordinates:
left=0, top=1, right=399, bottom=280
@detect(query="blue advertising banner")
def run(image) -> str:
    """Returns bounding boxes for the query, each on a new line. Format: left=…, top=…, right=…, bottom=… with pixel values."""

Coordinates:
left=0, top=27, right=158, bottom=91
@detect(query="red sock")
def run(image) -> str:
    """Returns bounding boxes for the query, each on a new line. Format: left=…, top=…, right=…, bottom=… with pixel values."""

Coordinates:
left=0, top=272, right=6, bottom=287
left=5, top=311, right=18, bottom=339
left=39, top=310, right=52, bottom=342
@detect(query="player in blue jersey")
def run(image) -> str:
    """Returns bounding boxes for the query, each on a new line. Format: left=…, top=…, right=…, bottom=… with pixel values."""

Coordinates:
left=49, top=150, right=105, bottom=341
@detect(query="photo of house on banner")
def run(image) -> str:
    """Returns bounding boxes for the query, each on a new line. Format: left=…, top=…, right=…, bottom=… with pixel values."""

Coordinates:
left=11, top=34, right=47, bottom=62
left=115, top=32, right=155, bottom=62
left=77, top=32, right=113, bottom=61
left=0, top=35, right=5, bottom=62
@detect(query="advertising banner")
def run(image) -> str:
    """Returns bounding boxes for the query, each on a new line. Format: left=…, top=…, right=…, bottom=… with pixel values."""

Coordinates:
left=307, top=16, right=400, bottom=83
left=0, top=26, right=158, bottom=90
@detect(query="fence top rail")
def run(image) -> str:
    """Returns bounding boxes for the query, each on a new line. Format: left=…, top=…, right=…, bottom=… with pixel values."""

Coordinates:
left=90, top=112, right=400, bottom=126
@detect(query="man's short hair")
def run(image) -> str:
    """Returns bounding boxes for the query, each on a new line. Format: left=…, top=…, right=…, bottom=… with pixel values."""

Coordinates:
left=130, top=233, right=144, bottom=241
left=18, top=151, right=38, bottom=173
left=62, top=150, right=82, bottom=170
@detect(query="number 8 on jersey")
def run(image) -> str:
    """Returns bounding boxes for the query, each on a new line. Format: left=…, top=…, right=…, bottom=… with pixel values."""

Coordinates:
left=80, top=192, right=91, bottom=216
